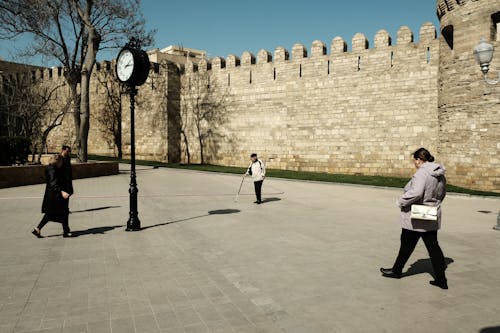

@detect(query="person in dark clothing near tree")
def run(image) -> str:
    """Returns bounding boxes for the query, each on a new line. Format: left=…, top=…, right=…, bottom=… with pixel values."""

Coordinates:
left=32, top=154, right=75, bottom=238
left=61, top=145, right=74, bottom=197
left=246, top=153, right=266, bottom=204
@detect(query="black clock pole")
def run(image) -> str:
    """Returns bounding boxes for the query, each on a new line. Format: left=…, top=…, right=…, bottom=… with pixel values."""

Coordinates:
left=126, top=85, right=141, bottom=231
left=117, top=39, right=149, bottom=232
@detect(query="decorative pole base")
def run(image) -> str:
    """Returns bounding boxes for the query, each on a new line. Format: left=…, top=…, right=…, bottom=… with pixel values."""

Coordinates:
left=126, top=216, right=141, bottom=232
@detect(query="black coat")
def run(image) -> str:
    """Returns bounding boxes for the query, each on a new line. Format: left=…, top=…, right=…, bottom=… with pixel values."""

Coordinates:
left=41, top=165, right=69, bottom=216
left=62, top=156, right=74, bottom=195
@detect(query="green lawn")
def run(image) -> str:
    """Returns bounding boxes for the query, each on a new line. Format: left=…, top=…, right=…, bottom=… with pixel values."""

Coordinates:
left=88, top=155, right=500, bottom=197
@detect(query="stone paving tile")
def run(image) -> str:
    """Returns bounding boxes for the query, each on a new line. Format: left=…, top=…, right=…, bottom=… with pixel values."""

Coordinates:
left=86, top=320, right=110, bottom=333
left=153, top=311, right=181, bottom=331
left=62, top=323, right=87, bottom=333
left=182, top=323, right=209, bottom=333
left=110, top=318, right=134, bottom=333
left=1, top=167, right=500, bottom=333
left=133, top=314, right=160, bottom=333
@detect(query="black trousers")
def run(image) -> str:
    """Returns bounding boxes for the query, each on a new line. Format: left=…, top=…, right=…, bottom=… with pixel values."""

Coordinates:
left=393, top=228, right=447, bottom=282
left=254, top=180, right=263, bottom=202
left=37, top=214, right=70, bottom=234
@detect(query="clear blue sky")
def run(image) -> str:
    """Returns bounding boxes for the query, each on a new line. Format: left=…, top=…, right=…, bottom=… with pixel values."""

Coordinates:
left=0, top=0, right=439, bottom=66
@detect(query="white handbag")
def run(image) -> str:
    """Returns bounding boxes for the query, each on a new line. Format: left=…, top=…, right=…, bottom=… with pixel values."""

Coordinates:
left=411, top=204, right=438, bottom=221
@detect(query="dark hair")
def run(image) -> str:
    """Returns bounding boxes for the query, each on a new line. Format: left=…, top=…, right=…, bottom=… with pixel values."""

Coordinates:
left=62, top=145, right=71, bottom=151
left=250, top=153, right=257, bottom=158
left=413, top=147, right=434, bottom=162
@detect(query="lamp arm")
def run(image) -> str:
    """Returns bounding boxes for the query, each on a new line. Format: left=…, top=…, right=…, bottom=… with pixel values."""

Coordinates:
left=484, top=71, right=500, bottom=85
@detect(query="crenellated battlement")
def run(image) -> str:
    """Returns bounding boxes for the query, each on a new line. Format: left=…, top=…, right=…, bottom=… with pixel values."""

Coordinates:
left=436, top=0, right=475, bottom=20
left=0, top=58, right=173, bottom=86
left=184, top=23, right=437, bottom=75
left=3, top=0, right=498, bottom=192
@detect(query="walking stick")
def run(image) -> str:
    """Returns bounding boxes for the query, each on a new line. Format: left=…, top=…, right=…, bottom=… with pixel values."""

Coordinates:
left=234, top=174, right=246, bottom=202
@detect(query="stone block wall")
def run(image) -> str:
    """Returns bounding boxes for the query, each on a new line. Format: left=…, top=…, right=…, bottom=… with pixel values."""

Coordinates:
left=2, top=0, right=499, bottom=192
left=182, top=23, right=440, bottom=180
left=437, top=0, right=500, bottom=191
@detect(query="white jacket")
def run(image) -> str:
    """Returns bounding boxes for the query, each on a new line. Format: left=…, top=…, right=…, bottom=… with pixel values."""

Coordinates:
left=247, top=159, right=266, bottom=181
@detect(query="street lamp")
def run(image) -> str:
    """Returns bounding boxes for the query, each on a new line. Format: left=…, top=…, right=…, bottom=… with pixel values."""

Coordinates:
left=116, top=39, right=150, bottom=231
left=473, top=38, right=500, bottom=230
left=473, top=38, right=499, bottom=85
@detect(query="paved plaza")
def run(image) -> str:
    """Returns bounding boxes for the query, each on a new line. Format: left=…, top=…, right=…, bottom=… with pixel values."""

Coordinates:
left=0, top=166, right=499, bottom=333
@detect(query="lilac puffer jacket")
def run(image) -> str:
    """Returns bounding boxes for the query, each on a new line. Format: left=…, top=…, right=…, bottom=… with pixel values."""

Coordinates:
left=398, top=162, right=447, bottom=232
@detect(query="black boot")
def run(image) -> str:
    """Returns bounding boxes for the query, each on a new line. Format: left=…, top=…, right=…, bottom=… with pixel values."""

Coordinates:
left=429, top=280, right=448, bottom=290
left=380, top=268, right=402, bottom=279
left=31, top=229, right=42, bottom=238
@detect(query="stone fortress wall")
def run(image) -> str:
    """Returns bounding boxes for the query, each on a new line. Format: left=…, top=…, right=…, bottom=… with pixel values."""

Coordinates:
left=0, top=0, right=498, bottom=192
left=182, top=23, right=441, bottom=181
left=436, top=0, right=500, bottom=192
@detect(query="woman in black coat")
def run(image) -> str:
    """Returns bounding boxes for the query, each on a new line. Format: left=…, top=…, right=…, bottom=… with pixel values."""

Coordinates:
left=32, top=154, right=74, bottom=238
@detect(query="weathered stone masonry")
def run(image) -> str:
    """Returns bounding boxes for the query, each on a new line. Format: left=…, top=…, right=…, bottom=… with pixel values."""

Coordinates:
left=1, top=0, right=499, bottom=192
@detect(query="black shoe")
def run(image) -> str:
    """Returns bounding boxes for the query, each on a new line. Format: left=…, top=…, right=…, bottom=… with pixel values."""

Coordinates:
left=63, top=232, right=77, bottom=238
left=429, top=280, right=448, bottom=290
left=31, top=229, right=42, bottom=238
left=380, top=268, right=402, bottom=279
left=254, top=201, right=262, bottom=204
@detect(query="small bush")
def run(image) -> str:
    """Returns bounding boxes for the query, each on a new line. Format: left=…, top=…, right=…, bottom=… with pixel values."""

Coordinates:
left=0, top=136, right=31, bottom=166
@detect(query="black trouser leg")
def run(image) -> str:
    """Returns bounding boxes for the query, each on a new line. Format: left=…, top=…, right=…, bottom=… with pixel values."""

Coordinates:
left=392, top=229, right=420, bottom=274
left=421, top=231, right=447, bottom=282
left=254, top=180, right=263, bottom=202
left=37, top=214, right=50, bottom=230
left=61, top=214, right=70, bottom=235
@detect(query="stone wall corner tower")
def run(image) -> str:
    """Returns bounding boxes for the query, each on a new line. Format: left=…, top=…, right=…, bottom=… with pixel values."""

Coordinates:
left=437, top=0, right=500, bottom=191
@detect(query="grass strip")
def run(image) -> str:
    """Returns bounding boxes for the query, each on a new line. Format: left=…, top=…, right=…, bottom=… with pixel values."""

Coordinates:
left=88, top=155, right=500, bottom=197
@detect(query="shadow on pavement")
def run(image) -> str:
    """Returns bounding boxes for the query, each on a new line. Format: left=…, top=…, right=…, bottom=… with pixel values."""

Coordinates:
left=403, top=257, right=455, bottom=279
left=142, top=209, right=241, bottom=230
left=45, top=225, right=124, bottom=237
left=73, top=225, right=124, bottom=236
left=71, top=206, right=121, bottom=213
left=262, top=197, right=282, bottom=203
left=479, top=326, right=500, bottom=333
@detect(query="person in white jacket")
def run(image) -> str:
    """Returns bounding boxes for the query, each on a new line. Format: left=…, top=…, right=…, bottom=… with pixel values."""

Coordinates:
left=246, top=153, right=266, bottom=204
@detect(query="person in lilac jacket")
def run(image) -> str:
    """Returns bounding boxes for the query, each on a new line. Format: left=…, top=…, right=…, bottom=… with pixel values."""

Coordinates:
left=380, top=148, right=448, bottom=289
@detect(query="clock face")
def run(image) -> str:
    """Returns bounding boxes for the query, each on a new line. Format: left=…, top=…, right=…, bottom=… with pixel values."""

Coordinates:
left=116, top=49, right=134, bottom=82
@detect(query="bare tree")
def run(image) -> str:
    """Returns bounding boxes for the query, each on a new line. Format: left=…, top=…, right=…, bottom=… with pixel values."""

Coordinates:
left=94, top=68, right=124, bottom=158
left=0, top=76, right=71, bottom=162
left=181, top=70, right=229, bottom=165
left=0, top=0, right=153, bottom=162
left=180, top=95, right=192, bottom=164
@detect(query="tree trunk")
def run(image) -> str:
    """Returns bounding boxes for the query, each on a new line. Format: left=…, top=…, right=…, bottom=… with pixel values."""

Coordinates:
left=78, top=21, right=100, bottom=162
left=38, top=132, right=49, bottom=164
left=116, top=97, right=122, bottom=159
left=64, top=72, right=81, bottom=154
left=116, top=112, right=122, bottom=159
left=196, top=125, right=204, bottom=164
left=79, top=69, right=90, bottom=162
left=181, top=130, right=190, bottom=164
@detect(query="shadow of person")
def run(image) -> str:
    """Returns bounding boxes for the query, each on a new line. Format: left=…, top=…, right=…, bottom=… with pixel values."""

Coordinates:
left=141, top=209, right=241, bottom=230
left=403, top=257, right=455, bottom=279
left=71, top=206, right=121, bottom=213
left=207, top=209, right=240, bottom=215
left=73, top=225, right=124, bottom=236
left=45, top=225, right=124, bottom=237
left=479, top=326, right=500, bottom=333
left=261, top=197, right=282, bottom=204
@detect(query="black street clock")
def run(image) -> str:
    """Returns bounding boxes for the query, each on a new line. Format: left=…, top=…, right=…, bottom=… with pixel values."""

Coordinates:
left=116, top=45, right=150, bottom=87
left=116, top=41, right=150, bottom=232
